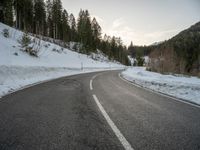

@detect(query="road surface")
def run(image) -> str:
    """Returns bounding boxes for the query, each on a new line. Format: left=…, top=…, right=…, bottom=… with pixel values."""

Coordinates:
left=0, top=70, right=200, bottom=150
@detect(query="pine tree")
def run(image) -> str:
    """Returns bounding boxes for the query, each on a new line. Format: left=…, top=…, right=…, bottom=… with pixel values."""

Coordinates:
left=77, top=9, right=93, bottom=53
left=110, top=36, right=116, bottom=59
left=14, top=0, right=23, bottom=29
left=69, top=13, right=77, bottom=42
left=77, top=9, right=84, bottom=45
left=128, top=41, right=136, bottom=57
left=84, top=10, right=93, bottom=52
left=2, top=0, right=13, bottom=26
left=46, top=0, right=53, bottom=38
left=52, top=0, right=62, bottom=39
left=14, top=0, right=34, bottom=32
left=0, top=0, right=129, bottom=65
left=34, top=0, right=46, bottom=35
left=91, top=17, right=101, bottom=51
left=23, top=0, right=34, bottom=32
left=0, top=1, right=3, bottom=22
left=61, top=9, right=70, bottom=42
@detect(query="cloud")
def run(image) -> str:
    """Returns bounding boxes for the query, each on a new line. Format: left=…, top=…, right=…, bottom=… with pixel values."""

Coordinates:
left=145, top=29, right=181, bottom=39
left=112, top=18, right=125, bottom=29
left=99, top=17, right=182, bottom=46
left=104, top=18, right=137, bottom=45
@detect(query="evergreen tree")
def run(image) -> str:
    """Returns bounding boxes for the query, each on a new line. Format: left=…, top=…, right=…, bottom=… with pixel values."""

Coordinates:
left=34, top=0, right=46, bottom=35
left=0, top=1, right=3, bottom=23
left=77, top=9, right=85, bottom=46
left=14, top=0, right=34, bottom=32
left=69, top=13, right=77, bottom=42
left=0, top=0, right=129, bottom=65
left=61, top=9, right=70, bottom=42
left=136, top=53, right=144, bottom=66
left=52, top=0, right=62, bottom=39
left=91, top=17, right=101, bottom=51
left=46, top=0, right=53, bottom=38
left=99, top=35, right=129, bottom=65
left=14, top=0, right=23, bottom=29
left=2, top=0, right=13, bottom=26
left=84, top=10, right=93, bottom=52
left=77, top=9, right=93, bottom=53
left=128, top=41, right=136, bottom=57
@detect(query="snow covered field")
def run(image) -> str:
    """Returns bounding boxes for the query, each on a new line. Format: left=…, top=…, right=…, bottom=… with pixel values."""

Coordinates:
left=122, top=67, right=200, bottom=105
left=0, top=23, right=123, bottom=97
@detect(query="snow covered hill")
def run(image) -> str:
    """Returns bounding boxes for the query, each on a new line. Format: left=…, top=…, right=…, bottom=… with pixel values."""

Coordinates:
left=0, top=23, right=123, bottom=97
left=121, top=67, right=200, bottom=105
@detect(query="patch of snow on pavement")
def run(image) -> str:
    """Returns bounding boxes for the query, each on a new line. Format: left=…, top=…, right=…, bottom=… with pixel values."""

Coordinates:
left=122, top=67, right=200, bottom=105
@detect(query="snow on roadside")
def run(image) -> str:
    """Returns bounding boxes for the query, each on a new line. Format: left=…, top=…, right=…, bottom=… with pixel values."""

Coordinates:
left=121, top=67, right=200, bottom=105
left=0, top=23, right=124, bottom=97
left=0, top=65, right=117, bottom=97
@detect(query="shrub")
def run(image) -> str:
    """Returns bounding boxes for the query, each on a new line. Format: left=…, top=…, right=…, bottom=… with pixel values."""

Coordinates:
left=136, top=55, right=145, bottom=66
left=3, top=29, right=9, bottom=38
left=146, top=67, right=151, bottom=71
left=20, top=33, right=31, bottom=48
left=13, top=52, right=18, bottom=56
left=19, top=33, right=38, bottom=57
left=25, top=47, right=38, bottom=57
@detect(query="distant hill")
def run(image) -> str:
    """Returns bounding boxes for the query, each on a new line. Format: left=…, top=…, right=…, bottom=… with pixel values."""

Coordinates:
left=150, top=41, right=164, bottom=46
left=149, top=21, right=200, bottom=76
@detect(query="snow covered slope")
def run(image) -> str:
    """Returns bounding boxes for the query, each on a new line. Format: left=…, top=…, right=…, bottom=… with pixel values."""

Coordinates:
left=0, top=23, right=123, bottom=97
left=121, top=67, right=200, bottom=105
left=0, top=23, right=122, bottom=68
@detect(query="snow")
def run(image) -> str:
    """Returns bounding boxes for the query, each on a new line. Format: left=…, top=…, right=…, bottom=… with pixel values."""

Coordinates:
left=143, top=56, right=149, bottom=65
left=121, top=67, right=200, bottom=105
left=128, top=55, right=135, bottom=66
left=0, top=23, right=123, bottom=97
left=127, top=55, right=149, bottom=66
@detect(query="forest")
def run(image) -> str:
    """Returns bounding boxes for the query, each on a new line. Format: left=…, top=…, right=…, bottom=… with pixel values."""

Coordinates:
left=0, top=0, right=129, bottom=65
left=127, top=22, right=200, bottom=76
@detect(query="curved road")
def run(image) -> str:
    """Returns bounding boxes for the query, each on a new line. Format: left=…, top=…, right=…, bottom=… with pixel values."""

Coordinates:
left=0, top=70, right=200, bottom=150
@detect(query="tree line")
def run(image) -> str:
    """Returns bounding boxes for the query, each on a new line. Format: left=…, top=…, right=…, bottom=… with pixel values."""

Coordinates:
left=145, top=22, right=200, bottom=75
left=0, top=0, right=129, bottom=65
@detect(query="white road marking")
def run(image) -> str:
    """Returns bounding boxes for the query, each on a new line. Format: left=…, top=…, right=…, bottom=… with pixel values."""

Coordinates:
left=92, top=94, right=134, bottom=150
left=89, top=72, right=104, bottom=91
left=118, top=73, right=200, bottom=109
left=90, top=79, right=93, bottom=90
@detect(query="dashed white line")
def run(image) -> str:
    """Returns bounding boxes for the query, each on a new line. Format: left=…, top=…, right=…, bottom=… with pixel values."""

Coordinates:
left=92, top=94, right=134, bottom=150
left=90, top=79, right=93, bottom=90
left=89, top=73, right=104, bottom=91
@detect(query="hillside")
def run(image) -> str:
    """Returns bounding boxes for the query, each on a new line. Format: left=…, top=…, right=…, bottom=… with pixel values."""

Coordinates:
left=0, top=23, right=123, bottom=97
left=149, top=21, right=200, bottom=76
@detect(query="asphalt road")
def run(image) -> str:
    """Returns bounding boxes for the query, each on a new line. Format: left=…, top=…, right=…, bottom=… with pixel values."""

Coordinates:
left=0, top=70, right=200, bottom=150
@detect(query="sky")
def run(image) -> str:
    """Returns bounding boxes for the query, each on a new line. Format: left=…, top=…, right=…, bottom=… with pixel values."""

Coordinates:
left=62, top=0, right=200, bottom=46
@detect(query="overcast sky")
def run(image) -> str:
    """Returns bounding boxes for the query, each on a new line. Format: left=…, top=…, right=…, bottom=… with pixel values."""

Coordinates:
left=62, top=0, right=200, bottom=46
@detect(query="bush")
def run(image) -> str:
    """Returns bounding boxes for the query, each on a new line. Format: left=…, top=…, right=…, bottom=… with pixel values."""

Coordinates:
left=146, top=67, right=151, bottom=71
left=25, top=47, right=38, bottom=57
left=20, top=33, right=31, bottom=48
left=13, top=52, right=18, bottom=56
left=136, top=55, right=145, bottom=66
left=19, top=33, right=38, bottom=57
left=3, top=29, right=9, bottom=38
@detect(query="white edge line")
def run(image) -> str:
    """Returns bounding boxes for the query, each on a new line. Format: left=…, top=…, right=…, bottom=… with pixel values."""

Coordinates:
left=92, top=94, right=134, bottom=150
left=118, top=73, right=200, bottom=109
